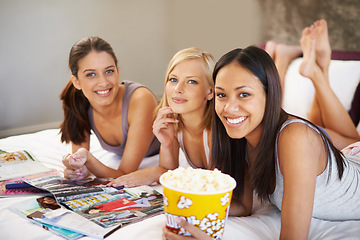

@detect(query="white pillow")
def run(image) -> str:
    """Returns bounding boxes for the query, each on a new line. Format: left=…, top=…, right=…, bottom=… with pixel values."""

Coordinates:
left=282, top=58, right=360, bottom=119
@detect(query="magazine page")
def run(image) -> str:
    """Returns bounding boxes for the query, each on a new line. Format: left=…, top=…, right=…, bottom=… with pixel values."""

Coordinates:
left=0, top=170, right=60, bottom=197
left=62, top=185, right=164, bottom=228
left=9, top=196, right=121, bottom=239
left=25, top=175, right=118, bottom=202
left=0, top=181, right=49, bottom=197
left=0, top=150, right=52, bottom=181
left=9, top=196, right=83, bottom=240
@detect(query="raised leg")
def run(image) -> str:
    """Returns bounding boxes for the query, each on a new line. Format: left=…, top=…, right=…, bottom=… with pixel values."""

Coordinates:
left=298, top=20, right=359, bottom=149
left=265, top=41, right=302, bottom=97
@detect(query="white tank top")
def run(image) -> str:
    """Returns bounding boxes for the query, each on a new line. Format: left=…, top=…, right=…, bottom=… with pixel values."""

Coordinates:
left=177, top=129, right=210, bottom=169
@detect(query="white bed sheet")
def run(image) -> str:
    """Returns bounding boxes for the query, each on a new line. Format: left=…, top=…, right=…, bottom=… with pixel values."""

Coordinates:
left=0, top=129, right=359, bottom=240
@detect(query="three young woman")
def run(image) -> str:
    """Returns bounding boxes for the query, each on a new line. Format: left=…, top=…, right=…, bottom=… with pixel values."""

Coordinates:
left=60, top=36, right=160, bottom=180
left=61, top=23, right=360, bottom=240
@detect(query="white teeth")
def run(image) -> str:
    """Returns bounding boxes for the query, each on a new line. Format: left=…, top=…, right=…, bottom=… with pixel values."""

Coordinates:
left=96, top=89, right=110, bottom=94
left=227, top=116, right=246, bottom=124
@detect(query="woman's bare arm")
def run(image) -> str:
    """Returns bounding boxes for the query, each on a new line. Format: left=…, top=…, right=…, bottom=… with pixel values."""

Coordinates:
left=277, top=123, right=326, bottom=240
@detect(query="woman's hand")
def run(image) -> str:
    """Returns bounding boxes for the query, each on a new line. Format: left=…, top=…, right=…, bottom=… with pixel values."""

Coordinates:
left=108, top=167, right=165, bottom=188
left=63, top=165, right=89, bottom=181
left=153, top=107, right=178, bottom=147
left=62, top=148, right=90, bottom=180
left=69, top=148, right=88, bottom=168
left=162, top=218, right=212, bottom=240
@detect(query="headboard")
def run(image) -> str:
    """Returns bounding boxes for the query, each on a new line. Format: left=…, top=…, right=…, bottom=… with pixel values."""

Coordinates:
left=331, top=50, right=360, bottom=61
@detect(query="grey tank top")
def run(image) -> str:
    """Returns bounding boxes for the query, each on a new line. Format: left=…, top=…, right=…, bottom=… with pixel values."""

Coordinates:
left=269, top=119, right=360, bottom=221
left=88, top=80, right=160, bottom=157
left=177, top=129, right=210, bottom=168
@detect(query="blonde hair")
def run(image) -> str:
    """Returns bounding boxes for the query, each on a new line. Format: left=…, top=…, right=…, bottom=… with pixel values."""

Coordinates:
left=156, top=47, right=215, bottom=131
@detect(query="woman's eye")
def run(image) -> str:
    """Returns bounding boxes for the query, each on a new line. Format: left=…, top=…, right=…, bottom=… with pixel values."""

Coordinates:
left=86, top=73, right=95, bottom=77
left=169, top=78, right=177, bottom=83
left=105, top=69, right=114, bottom=74
left=216, top=93, right=226, bottom=98
left=239, top=92, right=250, bottom=98
left=188, top=80, right=197, bottom=84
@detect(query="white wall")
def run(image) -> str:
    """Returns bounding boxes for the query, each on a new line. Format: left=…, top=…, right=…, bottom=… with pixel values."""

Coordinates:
left=0, top=0, right=261, bottom=138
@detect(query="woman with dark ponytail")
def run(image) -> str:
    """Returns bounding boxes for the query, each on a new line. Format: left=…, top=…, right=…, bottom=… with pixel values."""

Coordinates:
left=60, top=36, right=159, bottom=180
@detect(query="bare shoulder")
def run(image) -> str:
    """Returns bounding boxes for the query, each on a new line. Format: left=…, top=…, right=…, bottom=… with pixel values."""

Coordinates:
left=128, top=87, right=158, bottom=123
left=129, top=87, right=157, bottom=107
left=278, top=121, right=322, bottom=146
left=277, top=120, right=325, bottom=173
left=131, top=86, right=156, bottom=100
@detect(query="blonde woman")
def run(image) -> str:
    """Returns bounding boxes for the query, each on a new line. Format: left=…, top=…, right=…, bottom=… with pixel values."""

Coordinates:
left=109, top=47, right=215, bottom=187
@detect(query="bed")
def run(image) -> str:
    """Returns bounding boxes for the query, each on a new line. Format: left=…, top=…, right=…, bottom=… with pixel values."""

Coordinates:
left=1, top=51, right=360, bottom=239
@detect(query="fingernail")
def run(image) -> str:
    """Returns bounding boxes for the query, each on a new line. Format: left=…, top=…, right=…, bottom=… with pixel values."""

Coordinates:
left=174, top=217, right=181, bottom=224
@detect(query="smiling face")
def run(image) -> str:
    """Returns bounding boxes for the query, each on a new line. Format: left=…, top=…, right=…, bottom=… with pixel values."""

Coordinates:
left=214, top=62, right=266, bottom=145
left=165, top=58, right=213, bottom=116
left=71, top=51, right=120, bottom=107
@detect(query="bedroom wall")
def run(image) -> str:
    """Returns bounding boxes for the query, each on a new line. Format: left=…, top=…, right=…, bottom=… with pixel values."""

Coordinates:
left=257, top=0, right=360, bottom=51
left=0, top=0, right=261, bottom=138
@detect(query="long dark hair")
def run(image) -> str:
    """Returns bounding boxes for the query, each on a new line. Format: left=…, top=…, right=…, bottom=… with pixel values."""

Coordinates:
left=211, top=46, right=345, bottom=201
left=59, top=36, right=118, bottom=144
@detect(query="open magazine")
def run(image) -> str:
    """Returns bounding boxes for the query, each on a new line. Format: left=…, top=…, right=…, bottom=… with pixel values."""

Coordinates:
left=10, top=175, right=164, bottom=239
left=0, top=150, right=52, bottom=181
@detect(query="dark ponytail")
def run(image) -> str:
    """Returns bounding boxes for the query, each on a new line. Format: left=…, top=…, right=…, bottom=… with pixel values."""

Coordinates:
left=59, top=80, right=90, bottom=144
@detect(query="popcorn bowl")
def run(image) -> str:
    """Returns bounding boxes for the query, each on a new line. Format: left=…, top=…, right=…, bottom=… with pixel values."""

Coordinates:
left=159, top=168, right=236, bottom=240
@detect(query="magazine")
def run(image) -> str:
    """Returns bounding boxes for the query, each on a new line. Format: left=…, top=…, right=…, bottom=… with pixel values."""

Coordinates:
left=0, top=150, right=52, bottom=181
left=0, top=170, right=60, bottom=197
left=13, top=175, right=164, bottom=239
left=62, top=185, right=164, bottom=228
left=10, top=196, right=122, bottom=239
left=24, top=175, right=120, bottom=202
left=9, top=197, right=83, bottom=240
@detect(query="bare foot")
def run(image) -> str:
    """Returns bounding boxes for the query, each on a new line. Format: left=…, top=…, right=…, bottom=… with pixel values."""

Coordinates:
left=299, top=27, right=319, bottom=80
left=313, top=19, right=331, bottom=73
left=265, top=41, right=277, bottom=59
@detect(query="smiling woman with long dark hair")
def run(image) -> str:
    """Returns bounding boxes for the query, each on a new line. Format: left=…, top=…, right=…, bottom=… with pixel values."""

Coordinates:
left=60, top=36, right=159, bottom=181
